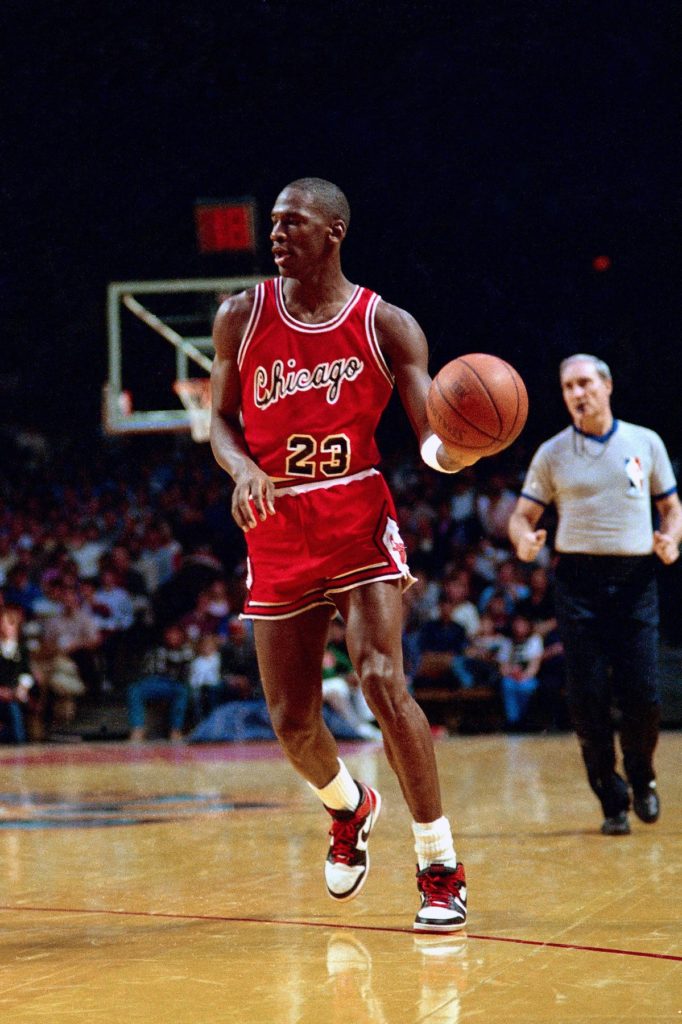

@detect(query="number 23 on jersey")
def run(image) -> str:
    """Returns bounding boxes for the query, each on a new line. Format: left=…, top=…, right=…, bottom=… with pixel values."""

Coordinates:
left=286, top=434, right=351, bottom=478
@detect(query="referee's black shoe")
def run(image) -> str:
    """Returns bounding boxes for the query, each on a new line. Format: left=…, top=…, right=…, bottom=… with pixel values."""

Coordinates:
left=633, top=782, right=660, bottom=824
left=600, top=812, right=631, bottom=836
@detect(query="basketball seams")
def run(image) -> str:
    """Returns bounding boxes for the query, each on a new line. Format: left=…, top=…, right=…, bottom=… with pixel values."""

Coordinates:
left=458, top=356, right=518, bottom=428
left=432, top=366, right=505, bottom=446
left=433, top=376, right=497, bottom=445
left=457, top=357, right=510, bottom=437
left=427, top=353, right=527, bottom=453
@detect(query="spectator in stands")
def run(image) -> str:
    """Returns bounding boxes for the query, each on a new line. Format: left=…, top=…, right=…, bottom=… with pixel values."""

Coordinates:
left=3, top=564, right=41, bottom=616
left=188, top=617, right=258, bottom=725
left=403, top=569, right=441, bottom=633
left=475, top=471, right=518, bottom=546
left=41, top=581, right=103, bottom=696
left=127, top=623, right=194, bottom=742
left=220, top=617, right=260, bottom=697
left=181, top=588, right=220, bottom=645
left=442, top=570, right=480, bottom=640
left=448, top=469, right=480, bottom=546
left=107, top=544, right=151, bottom=624
left=464, top=611, right=512, bottom=688
left=67, top=522, right=107, bottom=581
left=89, top=567, right=136, bottom=687
left=31, top=572, right=64, bottom=621
left=189, top=634, right=230, bottom=723
left=135, top=521, right=182, bottom=593
left=413, top=592, right=473, bottom=690
left=499, top=613, right=544, bottom=729
left=91, top=568, right=135, bottom=634
left=515, top=565, right=557, bottom=640
left=478, top=559, right=530, bottom=617
left=0, top=533, right=16, bottom=584
left=0, top=604, right=36, bottom=743
left=534, top=625, right=570, bottom=731
left=322, top=618, right=381, bottom=741
left=204, top=578, right=231, bottom=632
left=461, top=539, right=502, bottom=595
left=429, top=499, right=464, bottom=572
left=181, top=585, right=230, bottom=647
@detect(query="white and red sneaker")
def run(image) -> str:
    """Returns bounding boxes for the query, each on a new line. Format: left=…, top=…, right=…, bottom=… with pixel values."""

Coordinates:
left=414, top=862, right=467, bottom=932
left=324, top=783, right=382, bottom=901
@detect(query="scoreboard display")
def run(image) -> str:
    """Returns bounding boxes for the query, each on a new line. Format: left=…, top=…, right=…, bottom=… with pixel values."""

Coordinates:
left=194, top=199, right=258, bottom=254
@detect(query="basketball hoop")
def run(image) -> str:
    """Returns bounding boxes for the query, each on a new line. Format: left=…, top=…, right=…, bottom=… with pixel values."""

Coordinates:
left=173, top=378, right=211, bottom=443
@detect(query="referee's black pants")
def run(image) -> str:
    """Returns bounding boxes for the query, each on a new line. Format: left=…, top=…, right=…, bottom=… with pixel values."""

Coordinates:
left=554, top=554, right=660, bottom=818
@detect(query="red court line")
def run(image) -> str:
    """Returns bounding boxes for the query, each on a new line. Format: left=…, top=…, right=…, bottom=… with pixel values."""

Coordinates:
left=0, top=743, right=286, bottom=767
left=0, top=904, right=680, bottom=962
left=0, top=740, right=372, bottom=768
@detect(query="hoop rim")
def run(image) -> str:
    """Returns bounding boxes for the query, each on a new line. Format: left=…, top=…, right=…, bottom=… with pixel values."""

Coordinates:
left=173, top=378, right=211, bottom=442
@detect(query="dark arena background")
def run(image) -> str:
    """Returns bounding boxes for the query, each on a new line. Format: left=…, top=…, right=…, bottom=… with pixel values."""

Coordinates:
left=1, top=5, right=681, bottom=1021
left=3, top=3, right=679, bottom=445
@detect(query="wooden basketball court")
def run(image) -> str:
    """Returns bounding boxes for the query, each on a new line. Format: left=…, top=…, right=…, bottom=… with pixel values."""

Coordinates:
left=1, top=730, right=680, bottom=1021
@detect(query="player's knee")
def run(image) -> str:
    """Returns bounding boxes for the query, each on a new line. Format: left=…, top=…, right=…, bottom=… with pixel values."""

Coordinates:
left=269, top=705, right=319, bottom=749
left=359, top=664, right=409, bottom=720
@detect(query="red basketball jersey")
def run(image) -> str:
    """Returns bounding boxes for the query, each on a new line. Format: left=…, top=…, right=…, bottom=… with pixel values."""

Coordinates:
left=237, top=278, right=394, bottom=486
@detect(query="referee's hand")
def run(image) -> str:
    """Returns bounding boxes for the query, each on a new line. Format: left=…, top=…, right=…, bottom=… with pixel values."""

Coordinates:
left=515, top=528, right=547, bottom=563
left=653, top=530, right=680, bottom=565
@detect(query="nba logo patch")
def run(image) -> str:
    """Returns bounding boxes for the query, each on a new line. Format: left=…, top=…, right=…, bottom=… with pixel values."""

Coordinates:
left=624, top=456, right=644, bottom=494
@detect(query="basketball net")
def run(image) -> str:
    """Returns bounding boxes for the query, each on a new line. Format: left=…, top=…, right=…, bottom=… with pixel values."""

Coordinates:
left=173, top=379, right=211, bottom=443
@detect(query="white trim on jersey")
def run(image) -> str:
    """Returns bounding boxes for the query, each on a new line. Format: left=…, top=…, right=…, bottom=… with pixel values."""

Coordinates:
left=241, top=569, right=415, bottom=620
left=325, top=571, right=416, bottom=598
left=237, top=283, right=265, bottom=368
left=240, top=598, right=336, bottom=621
left=274, top=277, right=363, bottom=332
left=365, top=293, right=394, bottom=388
left=273, top=467, right=380, bottom=496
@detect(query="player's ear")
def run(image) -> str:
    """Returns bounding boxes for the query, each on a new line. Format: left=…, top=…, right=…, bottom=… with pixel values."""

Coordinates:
left=329, top=218, right=347, bottom=245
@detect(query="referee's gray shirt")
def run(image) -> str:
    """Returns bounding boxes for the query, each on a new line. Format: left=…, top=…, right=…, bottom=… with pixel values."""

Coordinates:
left=520, top=420, right=678, bottom=556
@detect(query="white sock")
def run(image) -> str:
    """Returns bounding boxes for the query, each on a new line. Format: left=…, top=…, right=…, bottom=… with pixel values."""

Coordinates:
left=309, top=758, right=361, bottom=811
left=412, top=816, right=457, bottom=870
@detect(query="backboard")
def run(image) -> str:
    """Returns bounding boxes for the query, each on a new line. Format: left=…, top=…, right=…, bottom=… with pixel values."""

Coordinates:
left=103, top=275, right=266, bottom=436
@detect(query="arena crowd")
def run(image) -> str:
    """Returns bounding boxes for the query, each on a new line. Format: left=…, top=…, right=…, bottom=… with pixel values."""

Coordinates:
left=0, top=426, right=678, bottom=744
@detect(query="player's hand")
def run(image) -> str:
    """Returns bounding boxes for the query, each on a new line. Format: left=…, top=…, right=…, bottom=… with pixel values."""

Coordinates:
left=516, top=528, right=547, bottom=563
left=653, top=530, right=680, bottom=565
left=439, top=443, right=480, bottom=471
left=232, top=466, right=276, bottom=531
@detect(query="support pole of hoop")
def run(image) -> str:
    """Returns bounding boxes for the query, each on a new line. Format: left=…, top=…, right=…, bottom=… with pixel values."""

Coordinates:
left=121, top=294, right=214, bottom=374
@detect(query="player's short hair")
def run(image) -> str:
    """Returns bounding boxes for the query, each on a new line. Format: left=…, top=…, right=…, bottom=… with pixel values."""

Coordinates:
left=284, top=177, right=351, bottom=229
left=560, top=353, right=612, bottom=383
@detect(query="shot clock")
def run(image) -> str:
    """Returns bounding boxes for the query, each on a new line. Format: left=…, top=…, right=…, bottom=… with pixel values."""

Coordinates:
left=194, top=198, right=258, bottom=254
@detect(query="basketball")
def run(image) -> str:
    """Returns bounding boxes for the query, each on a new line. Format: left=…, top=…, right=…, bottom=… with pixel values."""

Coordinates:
left=426, top=353, right=528, bottom=456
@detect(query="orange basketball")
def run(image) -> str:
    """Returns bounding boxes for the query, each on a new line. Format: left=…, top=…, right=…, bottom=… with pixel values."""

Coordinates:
left=426, top=353, right=528, bottom=456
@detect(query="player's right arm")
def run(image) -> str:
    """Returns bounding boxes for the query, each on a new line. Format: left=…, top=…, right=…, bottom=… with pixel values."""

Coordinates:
left=210, top=292, right=275, bottom=531
left=508, top=496, right=547, bottom=562
left=375, top=300, right=479, bottom=472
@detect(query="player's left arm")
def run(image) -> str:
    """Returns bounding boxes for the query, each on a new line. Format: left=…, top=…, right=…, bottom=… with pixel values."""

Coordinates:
left=374, top=300, right=478, bottom=471
left=653, top=491, right=682, bottom=564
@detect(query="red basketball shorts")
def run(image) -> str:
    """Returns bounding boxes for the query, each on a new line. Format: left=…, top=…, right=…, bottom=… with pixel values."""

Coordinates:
left=242, top=469, right=415, bottom=620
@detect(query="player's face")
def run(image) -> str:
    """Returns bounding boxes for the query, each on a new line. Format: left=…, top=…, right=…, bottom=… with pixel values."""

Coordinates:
left=270, top=188, right=335, bottom=278
left=560, top=360, right=612, bottom=428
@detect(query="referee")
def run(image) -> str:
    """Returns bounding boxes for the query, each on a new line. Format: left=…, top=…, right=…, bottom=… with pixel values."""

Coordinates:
left=509, top=354, right=682, bottom=835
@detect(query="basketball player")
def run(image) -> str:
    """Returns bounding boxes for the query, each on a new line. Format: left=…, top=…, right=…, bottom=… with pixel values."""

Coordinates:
left=209, top=178, right=479, bottom=932
left=509, top=354, right=682, bottom=835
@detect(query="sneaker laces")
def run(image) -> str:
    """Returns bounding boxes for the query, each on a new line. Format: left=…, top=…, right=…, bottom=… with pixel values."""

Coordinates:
left=417, top=865, right=465, bottom=907
left=328, top=815, right=366, bottom=865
